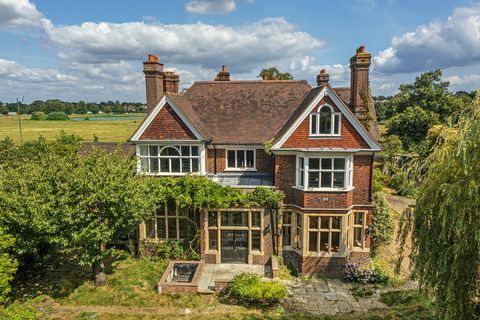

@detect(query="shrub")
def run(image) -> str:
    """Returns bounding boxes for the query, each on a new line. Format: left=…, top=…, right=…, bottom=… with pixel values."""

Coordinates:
left=139, top=240, right=193, bottom=260
left=373, top=168, right=391, bottom=193
left=46, top=111, right=69, bottom=121
left=391, top=170, right=416, bottom=197
left=30, top=111, right=46, bottom=120
left=371, top=192, right=395, bottom=256
left=344, top=259, right=396, bottom=286
left=228, top=273, right=286, bottom=306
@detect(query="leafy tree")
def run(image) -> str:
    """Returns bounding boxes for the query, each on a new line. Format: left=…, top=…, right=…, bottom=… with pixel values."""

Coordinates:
left=44, top=99, right=66, bottom=114
left=387, top=106, right=440, bottom=150
left=0, top=228, right=18, bottom=303
left=371, top=192, right=394, bottom=256
left=0, top=106, right=8, bottom=115
left=30, top=111, right=46, bottom=120
left=391, top=69, right=464, bottom=122
left=381, top=135, right=403, bottom=170
left=104, top=106, right=112, bottom=114
left=373, top=96, right=395, bottom=121
left=46, top=111, right=69, bottom=121
left=258, top=67, right=293, bottom=80
left=410, top=92, right=480, bottom=319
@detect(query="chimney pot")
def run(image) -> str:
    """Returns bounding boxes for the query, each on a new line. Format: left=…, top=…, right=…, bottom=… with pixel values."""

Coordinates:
left=148, top=54, right=158, bottom=62
left=356, top=45, right=365, bottom=54
left=215, top=65, right=230, bottom=81
left=316, top=69, right=329, bottom=87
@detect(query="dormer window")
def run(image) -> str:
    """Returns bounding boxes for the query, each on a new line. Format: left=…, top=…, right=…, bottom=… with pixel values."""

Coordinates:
left=310, top=104, right=341, bottom=136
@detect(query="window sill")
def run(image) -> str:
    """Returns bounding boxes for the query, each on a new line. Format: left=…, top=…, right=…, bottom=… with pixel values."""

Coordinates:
left=205, top=249, right=218, bottom=254
left=137, top=172, right=203, bottom=176
left=350, top=247, right=369, bottom=253
left=224, top=168, right=257, bottom=172
left=293, top=186, right=355, bottom=193
left=308, top=135, right=341, bottom=139
left=305, top=251, right=347, bottom=258
left=251, top=250, right=263, bottom=255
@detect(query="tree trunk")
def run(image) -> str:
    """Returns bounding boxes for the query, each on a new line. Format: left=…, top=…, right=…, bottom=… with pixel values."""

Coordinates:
left=93, top=260, right=108, bottom=286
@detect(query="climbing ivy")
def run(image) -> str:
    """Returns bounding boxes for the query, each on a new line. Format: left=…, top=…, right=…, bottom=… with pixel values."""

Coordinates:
left=359, top=86, right=374, bottom=132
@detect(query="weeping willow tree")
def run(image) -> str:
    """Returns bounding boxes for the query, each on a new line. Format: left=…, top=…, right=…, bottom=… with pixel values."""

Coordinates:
left=411, top=91, right=480, bottom=319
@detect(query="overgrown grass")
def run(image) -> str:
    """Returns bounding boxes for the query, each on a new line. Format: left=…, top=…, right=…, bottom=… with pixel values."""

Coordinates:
left=0, top=114, right=144, bottom=143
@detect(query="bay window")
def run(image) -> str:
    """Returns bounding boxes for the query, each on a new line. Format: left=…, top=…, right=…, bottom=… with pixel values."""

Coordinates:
left=138, top=144, right=201, bottom=175
left=353, top=211, right=367, bottom=249
left=226, top=149, right=255, bottom=170
left=310, top=104, right=341, bottom=136
left=296, top=155, right=353, bottom=190
left=308, top=216, right=342, bottom=254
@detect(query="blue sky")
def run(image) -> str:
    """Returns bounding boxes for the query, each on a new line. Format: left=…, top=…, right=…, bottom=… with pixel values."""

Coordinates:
left=0, top=0, right=479, bottom=103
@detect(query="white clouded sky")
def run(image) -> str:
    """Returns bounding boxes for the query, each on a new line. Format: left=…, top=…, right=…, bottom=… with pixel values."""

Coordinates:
left=0, top=0, right=479, bottom=103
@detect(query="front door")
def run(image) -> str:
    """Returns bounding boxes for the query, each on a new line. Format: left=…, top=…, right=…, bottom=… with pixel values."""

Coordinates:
left=221, top=230, right=248, bottom=263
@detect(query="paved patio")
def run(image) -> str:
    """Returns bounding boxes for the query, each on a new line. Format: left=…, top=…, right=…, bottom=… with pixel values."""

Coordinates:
left=283, top=278, right=387, bottom=316
left=198, top=263, right=265, bottom=293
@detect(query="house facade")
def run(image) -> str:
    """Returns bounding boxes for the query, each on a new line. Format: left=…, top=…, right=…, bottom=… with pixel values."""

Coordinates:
left=131, top=46, right=381, bottom=276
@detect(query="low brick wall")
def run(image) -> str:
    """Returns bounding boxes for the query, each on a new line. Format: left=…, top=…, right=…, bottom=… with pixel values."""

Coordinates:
left=282, top=250, right=302, bottom=275
left=214, top=280, right=230, bottom=294
left=302, top=256, right=347, bottom=278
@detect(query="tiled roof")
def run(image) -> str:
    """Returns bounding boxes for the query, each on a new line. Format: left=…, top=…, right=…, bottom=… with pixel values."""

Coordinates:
left=171, top=80, right=312, bottom=144
left=333, top=87, right=350, bottom=105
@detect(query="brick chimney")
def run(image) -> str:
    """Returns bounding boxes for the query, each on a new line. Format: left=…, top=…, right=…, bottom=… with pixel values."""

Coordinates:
left=215, top=65, right=230, bottom=81
left=349, top=45, right=372, bottom=116
left=143, top=54, right=164, bottom=115
left=316, top=69, right=329, bottom=87
left=163, top=71, right=179, bottom=94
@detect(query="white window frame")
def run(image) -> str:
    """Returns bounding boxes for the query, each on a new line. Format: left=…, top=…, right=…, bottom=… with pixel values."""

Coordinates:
left=296, top=155, right=353, bottom=191
left=309, top=104, right=341, bottom=137
left=136, top=143, right=205, bottom=176
left=225, top=149, right=256, bottom=171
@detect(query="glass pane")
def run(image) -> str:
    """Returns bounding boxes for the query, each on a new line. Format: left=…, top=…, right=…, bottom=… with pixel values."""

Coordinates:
left=209, top=230, right=218, bottom=250
left=300, top=169, right=304, bottom=187
left=319, top=106, right=332, bottom=133
left=334, top=158, right=345, bottom=170
left=246, top=150, right=255, bottom=168
left=333, top=172, right=345, bottom=188
left=334, top=114, right=340, bottom=134
left=168, top=218, right=177, bottom=239
left=149, top=158, right=159, bottom=173
left=208, top=211, right=217, bottom=227
left=331, top=232, right=340, bottom=252
left=354, top=212, right=364, bottom=225
left=160, top=158, right=169, bottom=172
left=332, top=216, right=341, bottom=230
left=140, top=145, right=148, bottom=156
left=354, top=227, right=363, bottom=248
left=157, top=217, right=166, bottom=239
left=251, top=211, right=261, bottom=227
left=148, top=146, right=158, bottom=156
left=171, top=158, right=180, bottom=173
left=179, top=222, right=186, bottom=239
left=161, top=147, right=179, bottom=156
left=178, top=207, right=188, bottom=216
left=320, top=217, right=329, bottom=229
left=320, top=232, right=329, bottom=252
left=309, top=216, right=318, bottom=229
left=146, top=219, right=155, bottom=238
left=227, top=150, right=235, bottom=168
left=283, top=212, right=291, bottom=225
left=167, top=201, right=176, bottom=216
left=282, top=226, right=291, bottom=246
left=141, top=158, right=148, bottom=172
left=311, top=114, right=317, bottom=134
left=321, top=158, right=332, bottom=169
left=309, top=158, right=319, bottom=170
left=321, top=172, right=332, bottom=188
left=308, top=171, right=319, bottom=188
left=191, top=146, right=199, bottom=156
left=300, top=157, right=304, bottom=167
left=181, top=146, right=190, bottom=156
left=191, top=158, right=199, bottom=172
left=182, top=159, right=190, bottom=173
left=297, top=213, right=302, bottom=227
left=237, top=151, right=245, bottom=168
left=309, top=232, right=318, bottom=252
left=252, top=230, right=261, bottom=251
left=221, top=211, right=247, bottom=227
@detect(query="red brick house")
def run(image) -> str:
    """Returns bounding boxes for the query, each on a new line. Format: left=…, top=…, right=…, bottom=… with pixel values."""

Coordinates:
left=131, top=46, right=381, bottom=275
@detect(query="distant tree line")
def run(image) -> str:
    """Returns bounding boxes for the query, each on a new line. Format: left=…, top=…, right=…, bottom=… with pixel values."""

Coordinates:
left=0, top=99, right=146, bottom=115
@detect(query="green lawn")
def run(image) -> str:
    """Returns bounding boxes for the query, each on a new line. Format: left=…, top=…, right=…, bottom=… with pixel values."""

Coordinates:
left=0, top=114, right=145, bottom=144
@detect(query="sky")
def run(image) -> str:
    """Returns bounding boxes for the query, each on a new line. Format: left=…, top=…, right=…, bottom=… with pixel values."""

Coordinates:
left=0, top=0, right=479, bottom=103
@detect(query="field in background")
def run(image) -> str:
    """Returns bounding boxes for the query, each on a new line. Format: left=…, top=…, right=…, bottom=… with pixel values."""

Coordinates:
left=0, top=114, right=145, bottom=144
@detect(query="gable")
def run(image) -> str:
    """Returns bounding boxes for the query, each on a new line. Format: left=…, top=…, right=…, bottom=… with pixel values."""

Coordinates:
left=130, top=96, right=204, bottom=142
left=272, top=85, right=381, bottom=151
left=140, top=103, right=197, bottom=140
left=282, top=96, right=370, bottom=149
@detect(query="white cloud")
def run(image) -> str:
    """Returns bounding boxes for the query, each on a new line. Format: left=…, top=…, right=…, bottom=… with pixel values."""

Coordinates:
left=0, top=58, right=76, bottom=82
left=289, top=55, right=349, bottom=85
left=375, top=6, right=480, bottom=73
left=44, top=17, right=324, bottom=73
left=185, top=0, right=236, bottom=14
left=0, top=0, right=49, bottom=28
